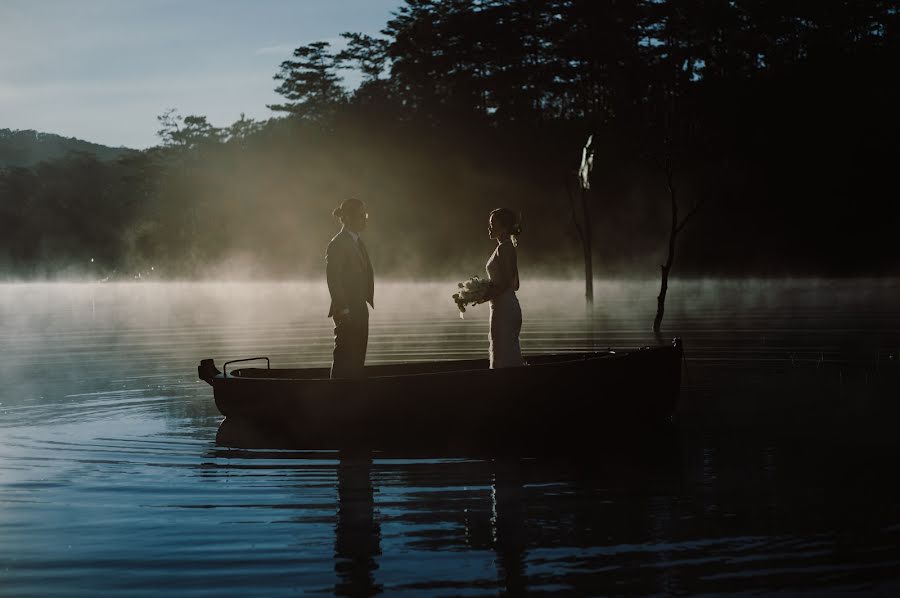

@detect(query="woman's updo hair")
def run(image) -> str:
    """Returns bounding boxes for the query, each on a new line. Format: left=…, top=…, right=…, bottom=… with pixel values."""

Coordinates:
left=490, top=207, right=522, bottom=245
left=333, top=197, right=365, bottom=221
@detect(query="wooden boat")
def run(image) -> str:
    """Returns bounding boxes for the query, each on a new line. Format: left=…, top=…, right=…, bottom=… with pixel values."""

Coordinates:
left=199, top=338, right=683, bottom=448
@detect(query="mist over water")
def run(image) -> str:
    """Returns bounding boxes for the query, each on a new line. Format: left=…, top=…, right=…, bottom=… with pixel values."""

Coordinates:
left=2, top=279, right=900, bottom=596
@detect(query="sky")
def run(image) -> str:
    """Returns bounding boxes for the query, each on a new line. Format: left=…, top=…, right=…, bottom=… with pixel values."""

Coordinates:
left=0, top=0, right=403, bottom=149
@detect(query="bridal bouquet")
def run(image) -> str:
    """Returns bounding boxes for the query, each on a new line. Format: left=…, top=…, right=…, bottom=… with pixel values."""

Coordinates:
left=452, top=276, right=492, bottom=318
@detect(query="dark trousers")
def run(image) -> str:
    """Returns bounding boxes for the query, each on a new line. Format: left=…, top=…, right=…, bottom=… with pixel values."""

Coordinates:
left=330, top=308, right=369, bottom=379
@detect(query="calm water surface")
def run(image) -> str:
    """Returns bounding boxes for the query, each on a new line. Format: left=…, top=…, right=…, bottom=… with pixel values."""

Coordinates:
left=2, top=279, right=900, bottom=596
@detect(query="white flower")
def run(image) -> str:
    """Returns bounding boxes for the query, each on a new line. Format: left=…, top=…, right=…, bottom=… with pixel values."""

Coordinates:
left=451, top=275, right=492, bottom=316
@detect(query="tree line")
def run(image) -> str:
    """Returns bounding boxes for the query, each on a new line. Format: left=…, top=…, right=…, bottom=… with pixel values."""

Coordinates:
left=1, top=0, right=898, bottom=279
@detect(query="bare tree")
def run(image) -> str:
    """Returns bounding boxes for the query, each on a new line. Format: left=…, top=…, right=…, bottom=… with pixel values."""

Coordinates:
left=651, top=150, right=704, bottom=334
left=566, top=134, right=596, bottom=307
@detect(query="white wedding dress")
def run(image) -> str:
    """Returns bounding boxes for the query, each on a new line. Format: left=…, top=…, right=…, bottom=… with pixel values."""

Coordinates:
left=486, top=240, right=523, bottom=368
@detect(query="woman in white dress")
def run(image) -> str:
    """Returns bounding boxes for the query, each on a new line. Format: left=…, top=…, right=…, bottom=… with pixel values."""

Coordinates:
left=482, top=208, right=523, bottom=368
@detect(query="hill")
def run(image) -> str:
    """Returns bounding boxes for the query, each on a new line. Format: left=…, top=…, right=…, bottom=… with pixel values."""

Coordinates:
left=0, top=128, right=132, bottom=169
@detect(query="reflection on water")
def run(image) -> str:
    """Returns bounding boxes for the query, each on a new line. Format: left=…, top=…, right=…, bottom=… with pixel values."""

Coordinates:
left=492, top=461, right=527, bottom=596
left=2, top=280, right=900, bottom=596
left=335, top=452, right=381, bottom=597
left=209, top=421, right=900, bottom=596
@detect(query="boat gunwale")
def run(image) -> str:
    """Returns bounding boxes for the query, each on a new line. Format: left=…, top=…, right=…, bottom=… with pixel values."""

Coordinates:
left=215, top=347, right=672, bottom=384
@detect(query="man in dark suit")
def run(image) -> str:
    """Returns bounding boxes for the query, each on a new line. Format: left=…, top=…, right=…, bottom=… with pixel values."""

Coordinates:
left=327, top=198, right=374, bottom=378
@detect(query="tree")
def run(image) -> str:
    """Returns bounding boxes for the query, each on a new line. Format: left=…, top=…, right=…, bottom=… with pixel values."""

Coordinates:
left=269, top=42, right=346, bottom=121
left=157, top=109, right=223, bottom=148
left=650, top=151, right=703, bottom=334
left=225, top=113, right=264, bottom=146
left=337, top=32, right=389, bottom=83
left=567, top=134, right=596, bottom=307
left=337, top=32, right=393, bottom=107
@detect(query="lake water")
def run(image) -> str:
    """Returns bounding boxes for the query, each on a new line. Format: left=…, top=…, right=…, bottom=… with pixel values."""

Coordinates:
left=2, top=279, right=900, bottom=596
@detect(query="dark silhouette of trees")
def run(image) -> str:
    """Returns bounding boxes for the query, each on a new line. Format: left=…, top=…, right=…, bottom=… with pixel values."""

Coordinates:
left=157, top=109, right=224, bottom=149
left=337, top=33, right=389, bottom=84
left=269, top=42, right=346, bottom=121
left=1, top=0, right=898, bottom=282
left=0, top=151, right=140, bottom=276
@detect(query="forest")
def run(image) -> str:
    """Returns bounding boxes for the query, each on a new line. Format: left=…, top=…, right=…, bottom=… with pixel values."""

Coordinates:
left=1, top=0, right=898, bottom=279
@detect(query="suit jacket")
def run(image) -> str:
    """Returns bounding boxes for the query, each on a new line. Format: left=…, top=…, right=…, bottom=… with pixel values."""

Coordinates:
left=326, top=229, right=374, bottom=317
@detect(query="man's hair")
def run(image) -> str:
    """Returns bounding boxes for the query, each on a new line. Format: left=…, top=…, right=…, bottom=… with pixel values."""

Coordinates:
left=333, top=197, right=365, bottom=220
